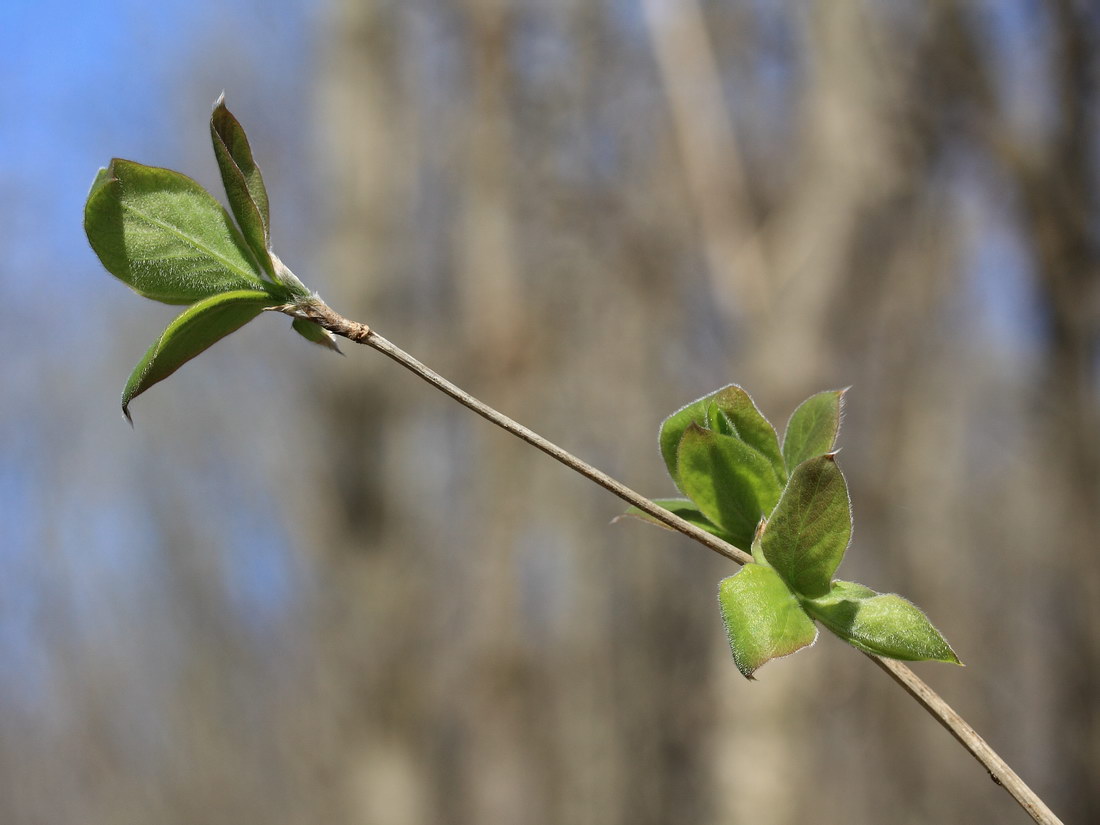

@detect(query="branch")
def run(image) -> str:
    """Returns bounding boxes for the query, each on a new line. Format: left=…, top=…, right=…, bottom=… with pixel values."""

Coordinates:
left=871, top=656, right=1061, bottom=824
left=272, top=298, right=751, bottom=566
left=274, top=297, right=1063, bottom=825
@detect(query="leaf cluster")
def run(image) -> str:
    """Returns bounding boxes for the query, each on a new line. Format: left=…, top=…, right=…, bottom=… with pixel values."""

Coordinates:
left=628, top=386, right=959, bottom=677
left=84, top=105, right=958, bottom=684
left=84, top=95, right=336, bottom=422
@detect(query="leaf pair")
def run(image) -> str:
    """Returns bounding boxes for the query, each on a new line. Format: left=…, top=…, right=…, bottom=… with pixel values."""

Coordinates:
left=84, top=95, right=336, bottom=422
left=628, top=385, right=843, bottom=551
left=724, top=451, right=956, bottom=677
left=628, top=386, right=959, bottom=677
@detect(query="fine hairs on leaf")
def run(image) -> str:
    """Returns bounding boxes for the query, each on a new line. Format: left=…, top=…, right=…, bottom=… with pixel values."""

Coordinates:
left=81, top=97, right=1064, bottom=825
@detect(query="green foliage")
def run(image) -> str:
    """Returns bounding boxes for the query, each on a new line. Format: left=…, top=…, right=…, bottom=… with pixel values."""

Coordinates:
left=291, top=317, right=342, bottom=353
left=84, top=159, right=272, bottom=304
left=659, top=384, right=785, bottom=488
left=676, top=424, right=781, bottom=550
left=759, top=455, right=850, bottom=598
left=804, top=581, right=960, bottom=664
left=636, top=385, right=958, bottom=677
left=121, top=290, right=273, bottom=422
left=618, top=498, right=740, bottom=544
left=782, top=389, right=845, bottom=470
left=85, top=96, right=334, bottom=420
left=719, top=564, right=818, bottom=678
left=210, top=93, right=275, bottom=279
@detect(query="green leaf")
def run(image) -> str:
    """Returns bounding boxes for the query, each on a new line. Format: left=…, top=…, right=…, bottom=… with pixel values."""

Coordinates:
left=705, top=402, right=735, bottom=437
left=676, top=424, right=782, bottom=550
left=659, top=384, right=785, bottom=486
left=760, top=454, right=850, bottom=597
left=804, top=580, right=961, bottom=664
left=710, top=386, right=785, bottom=482
left=660, top=393, right=715, bottom=482
left=121, top=289, right=273, bottom=422
left=808, top=579, right=876, bottom=602
left=85, top=159, right=271, bottom=305
left=719, top=564, right=818, bottom=678
left=782, top=389, right=846, bottom=471
left=616, top=498, right=737, bottom=542
left=210, top=94, right=274, bottom=278
left=292, top=317, right=342, bottom=353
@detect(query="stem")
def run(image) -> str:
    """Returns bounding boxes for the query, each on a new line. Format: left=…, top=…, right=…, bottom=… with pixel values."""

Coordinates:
left=274, top=299, right=752, bottom=566
left=276, top=298, right=1062, bottom=825
left=870, top=656, right=1061, bottom=824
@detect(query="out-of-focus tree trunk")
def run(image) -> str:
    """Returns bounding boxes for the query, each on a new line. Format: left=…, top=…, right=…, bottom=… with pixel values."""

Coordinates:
left=1005, top=3, right=1100, bottom=816
left=311, top=2, right=722, bottom=823
left=252, top=1, right=1100, bottom=823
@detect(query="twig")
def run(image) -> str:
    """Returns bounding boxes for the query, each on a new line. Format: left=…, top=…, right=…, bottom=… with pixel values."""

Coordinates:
left=273, top=297, right=1063, bottom=825
left=870, top=656, right=1062, bottom=825
left=272, top=298, right=751, bottom=566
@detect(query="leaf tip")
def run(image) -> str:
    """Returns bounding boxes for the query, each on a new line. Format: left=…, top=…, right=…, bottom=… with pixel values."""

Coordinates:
left=213, top=90, right=227, bottom=111
left=89, top=164, right=113, bottom=188
left=105, top=157, right=129, bottom=176
left=121, top=403, right=134, bottom=428
left=291, top=315, right=342, bottom=353
left=682, top=420, right=710, bottom=439
left=941, top=645, right=964, bottom=666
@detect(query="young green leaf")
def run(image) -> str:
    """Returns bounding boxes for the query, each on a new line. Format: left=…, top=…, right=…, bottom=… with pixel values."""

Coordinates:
left=85, top=159, right=272, bottom=305
left=616, top=498, right=736, bottom=542
left=659, top=392, right=718, bottom=481
left=759, top=454, right=851, bottom=598
left=210, top=94, right=274, bottom=278
left=676, top=424, right=782, bottom=550
left=804, top=580, right=961, bottom=664
left=807, top=579, right=875, bottom=602
left=709, top=386, right=785, bottom=482
left=782, top=389, right=845, bottom=471
left=121, top=289, right=274, bottom=422
left=705, top=402, right=735, bottom=437
left=659, top=384, right=784, bottom=486
left=719, top=564, right=818, bottom=678
left=292, top=317, right=342, bottom=353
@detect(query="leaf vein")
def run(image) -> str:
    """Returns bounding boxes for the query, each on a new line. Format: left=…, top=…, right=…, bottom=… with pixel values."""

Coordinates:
left=121, top=201, right=258, bottom=284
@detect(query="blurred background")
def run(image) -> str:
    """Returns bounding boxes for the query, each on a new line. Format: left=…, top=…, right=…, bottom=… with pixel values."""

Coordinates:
left=2, top=0, right=1097, bottom=822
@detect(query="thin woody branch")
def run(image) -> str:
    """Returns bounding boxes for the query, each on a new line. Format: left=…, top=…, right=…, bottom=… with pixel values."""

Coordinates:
left=273, top=297, right=1063, bottom=825
left=269, top=298, right=371, bottom=343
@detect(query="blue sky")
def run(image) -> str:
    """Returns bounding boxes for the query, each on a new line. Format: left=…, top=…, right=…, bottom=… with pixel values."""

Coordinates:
left=2, top=0, right=320, bottom=316
left=0, top=0, right=323, bottom=714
